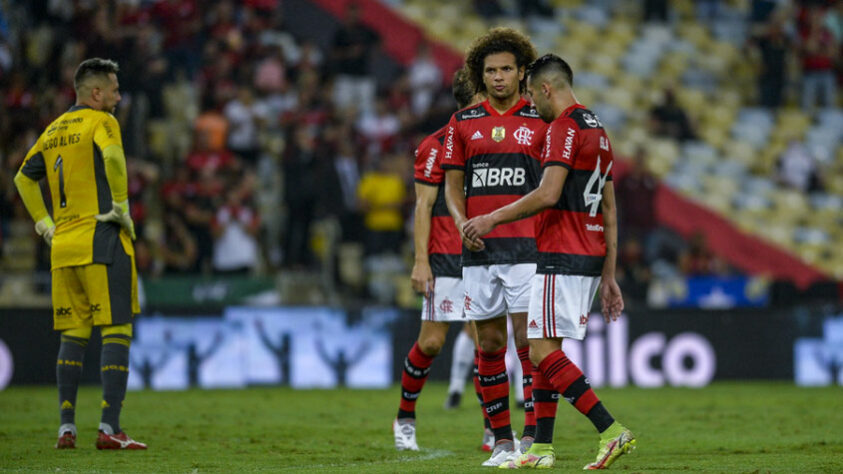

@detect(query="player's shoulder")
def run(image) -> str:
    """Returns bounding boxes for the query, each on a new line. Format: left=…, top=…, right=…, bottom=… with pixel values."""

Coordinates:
left=431, top=125, right=448, bottom=145
left=512, top=101, right=542, bottom=120
left=565, top=105, right=604, bottom=131
left=417, top=126, right=447, bottom=153
left=43, top=112, right=69, bottom=138
left=453, top=103, right=490, bottom=122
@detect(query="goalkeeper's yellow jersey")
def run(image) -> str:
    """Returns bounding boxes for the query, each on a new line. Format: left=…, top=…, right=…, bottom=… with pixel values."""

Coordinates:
left=18, top=105, right=131, bottom=270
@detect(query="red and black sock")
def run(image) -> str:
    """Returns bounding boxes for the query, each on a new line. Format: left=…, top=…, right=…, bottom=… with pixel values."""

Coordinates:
left=473, top=351, right=491, bottom=430
left=531, top=366, right=559, bottom=443
left=539, top=350, right=615, bottom=433
left=479, top=347, right=512, bottom=442
left=397, top=342, right=435, bottom=419
left=517, top=346, right=536, bottom=439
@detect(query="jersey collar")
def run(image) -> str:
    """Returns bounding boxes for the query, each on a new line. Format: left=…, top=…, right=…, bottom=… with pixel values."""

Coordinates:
left=561, top=103, right=585, bottom=117
left=481, top=97, right=529, bottom=117
left=68, top=105, right=93, bottom=112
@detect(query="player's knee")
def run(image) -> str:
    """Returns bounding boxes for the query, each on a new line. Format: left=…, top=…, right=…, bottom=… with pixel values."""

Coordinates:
left=477, top=334, right=506, bottom=353
left=101, top=323, right=133, bottom=338
left=62, top=326, right=92, bottom=340
left=418, top=336, right=444, bottom=356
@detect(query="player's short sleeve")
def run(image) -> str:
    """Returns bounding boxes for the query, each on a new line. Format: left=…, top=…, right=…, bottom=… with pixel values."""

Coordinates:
left=542, top=118, right=578, bottom=170
left=93, top=113, right=123, bottom=150
left=440, top=114, right=465, bottom=171
left=413, top=134, right=443, bottom=185
left=19, top=137, right=46, bottom=180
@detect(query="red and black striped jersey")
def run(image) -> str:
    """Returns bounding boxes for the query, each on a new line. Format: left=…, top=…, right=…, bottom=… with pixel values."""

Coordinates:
left=441, top=98, right=547, bottom=266
left=536, top=104, right=613, bottom=276
left=413, top=126, right=461, bottom=277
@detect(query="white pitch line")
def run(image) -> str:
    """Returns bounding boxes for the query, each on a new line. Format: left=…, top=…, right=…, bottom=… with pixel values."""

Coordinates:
left=277, top=448, right=454, bottom=470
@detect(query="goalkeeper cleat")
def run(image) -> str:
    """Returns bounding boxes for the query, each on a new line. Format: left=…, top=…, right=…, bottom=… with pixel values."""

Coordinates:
left=499, top=443, right=555, bottom=469
left=482, top=441, right=518, bottom=467
left=393, top=418, right=419, bottom=451
left=96, top=431, right=147, bottom=450
left=55, top=431, right=76, bottom=449
left=583, top=427, right=635, bottom=470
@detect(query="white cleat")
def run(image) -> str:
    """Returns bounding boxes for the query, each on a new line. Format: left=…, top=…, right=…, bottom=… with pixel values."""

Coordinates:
left=482, top=442, right=518, bottom=467
left=393, top=418, right=419, bottom=451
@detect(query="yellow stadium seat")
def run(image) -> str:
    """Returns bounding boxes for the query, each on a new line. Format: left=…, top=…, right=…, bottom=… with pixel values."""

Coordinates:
left=601, top=86, right=637, bottom=112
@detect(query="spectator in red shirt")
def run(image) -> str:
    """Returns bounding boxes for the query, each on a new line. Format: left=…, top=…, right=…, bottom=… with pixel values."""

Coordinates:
left=799, top=6, right=838, bottom=109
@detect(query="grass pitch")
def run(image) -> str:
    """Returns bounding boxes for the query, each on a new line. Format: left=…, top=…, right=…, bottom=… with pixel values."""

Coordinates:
left=1, top=382, right=841, bottom=472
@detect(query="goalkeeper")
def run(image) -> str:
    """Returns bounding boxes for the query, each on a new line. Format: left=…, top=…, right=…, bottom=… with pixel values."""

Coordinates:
left=14, top=58, right=146, bottom=450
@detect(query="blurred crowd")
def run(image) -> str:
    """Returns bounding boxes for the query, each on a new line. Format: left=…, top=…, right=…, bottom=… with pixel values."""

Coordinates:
left=0, top=0, right=841, bottom=306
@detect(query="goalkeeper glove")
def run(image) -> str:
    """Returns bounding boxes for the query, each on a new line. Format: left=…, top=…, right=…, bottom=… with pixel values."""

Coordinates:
left=95, top=200, right=136, bottom=240
left=34, top=215, right=56, bottom=246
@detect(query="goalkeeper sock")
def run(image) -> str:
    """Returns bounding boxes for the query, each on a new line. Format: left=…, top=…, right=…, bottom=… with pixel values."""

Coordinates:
left=397, top=342, right=434, bottom=419
left=57, top=335, right=87, bottom=426
left=539, top=349, right=615, bottom=433
left=100, top=334, right=131, bottom=434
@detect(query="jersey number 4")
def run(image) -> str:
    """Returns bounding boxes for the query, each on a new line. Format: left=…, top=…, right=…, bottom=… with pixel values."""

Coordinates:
left=53, top=155, right=67, bottom=208
left=583, top=155, right=611, bottom=217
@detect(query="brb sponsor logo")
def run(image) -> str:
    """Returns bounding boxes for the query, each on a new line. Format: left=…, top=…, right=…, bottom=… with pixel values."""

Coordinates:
left=472, top=163, right=526, bottom=188
left=565, top=315, right=716, bottom=388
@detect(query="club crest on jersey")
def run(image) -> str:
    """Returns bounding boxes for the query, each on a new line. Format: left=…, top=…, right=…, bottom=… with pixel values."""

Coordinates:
left=514, top=125, right=534, bottom=145
left=582, top=112, right=602, bottom=128
left=491, top=126, right=505, bottom=142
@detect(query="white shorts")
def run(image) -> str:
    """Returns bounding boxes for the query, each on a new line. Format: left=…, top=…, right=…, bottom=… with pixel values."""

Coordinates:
left=421, top=277, right=466, bottom=322
left=463, top=263, right=536, bottom=321
left=527, top=274, right=601, bottom=340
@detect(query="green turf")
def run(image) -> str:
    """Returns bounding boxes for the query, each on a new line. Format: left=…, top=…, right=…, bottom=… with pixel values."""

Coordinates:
left=0, top=382, right=841, bottom=472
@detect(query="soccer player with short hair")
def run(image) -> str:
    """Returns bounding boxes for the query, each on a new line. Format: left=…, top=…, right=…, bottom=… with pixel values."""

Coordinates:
left=442, top=27, right=546, bottom=466
left=463, top=53, right=635, bottom=470
left=14, top=58, right=146, bottom=450
left=393, top=68, right=489, bottom=451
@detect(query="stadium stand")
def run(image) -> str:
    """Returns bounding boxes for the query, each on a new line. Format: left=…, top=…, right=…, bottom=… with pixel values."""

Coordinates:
left=0, top=0, right=841, bottom=309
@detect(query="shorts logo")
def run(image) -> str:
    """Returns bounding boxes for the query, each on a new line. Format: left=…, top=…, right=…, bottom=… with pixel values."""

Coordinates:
left=579, top=314, right=588, bottom=326
left=56, top=307, right=72, bottom=317
left=513, top=125, right=534, bottom=146
left=439, top=298, right=454, bottom=314
left=529, top=320, right=538, bottom=329
left=90, top=304, right=101, bottom=313
left=464, top=294, right=472, bottom=311
left=491, top=126, right=505, bottom=142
